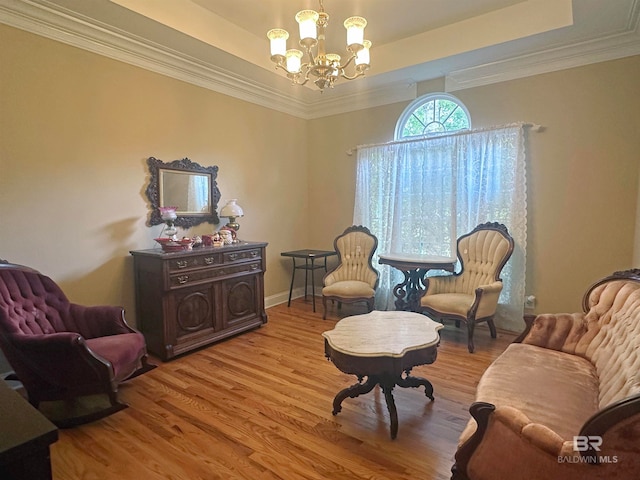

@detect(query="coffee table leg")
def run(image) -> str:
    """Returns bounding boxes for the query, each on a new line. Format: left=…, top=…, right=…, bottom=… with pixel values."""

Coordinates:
left=397, top=374, right=435, bottom=401
left=332, top=376, right=377, bottom=415
left=381, top=383, right=399, bottom=439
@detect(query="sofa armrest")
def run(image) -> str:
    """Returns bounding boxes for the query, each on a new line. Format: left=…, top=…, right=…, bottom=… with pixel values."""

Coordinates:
left=513, top=312, right=588, bottom=354
left=452, top=402, right=639, bottom=480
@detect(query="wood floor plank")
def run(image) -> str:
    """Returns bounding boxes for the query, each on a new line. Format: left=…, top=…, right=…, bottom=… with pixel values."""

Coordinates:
left=49, top=298, right=516, bottom=480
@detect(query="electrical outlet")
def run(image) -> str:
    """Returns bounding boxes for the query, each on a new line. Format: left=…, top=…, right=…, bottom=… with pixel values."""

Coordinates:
left=524, top=295, right=536, bottom=309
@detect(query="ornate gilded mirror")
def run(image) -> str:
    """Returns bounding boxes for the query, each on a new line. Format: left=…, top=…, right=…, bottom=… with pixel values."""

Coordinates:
left=145, top=157, right=221, bottom=227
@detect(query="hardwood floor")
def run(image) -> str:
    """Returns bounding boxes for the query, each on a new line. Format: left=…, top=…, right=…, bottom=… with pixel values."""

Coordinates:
left=50, top=299, right=517, bottom=480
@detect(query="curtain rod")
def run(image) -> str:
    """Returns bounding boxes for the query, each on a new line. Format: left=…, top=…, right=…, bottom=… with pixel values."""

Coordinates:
left=345, top=122, right=544, bottom=156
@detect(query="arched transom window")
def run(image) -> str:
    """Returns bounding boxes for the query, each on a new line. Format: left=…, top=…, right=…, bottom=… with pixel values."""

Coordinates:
left=395, top=93, right=471, bottom=140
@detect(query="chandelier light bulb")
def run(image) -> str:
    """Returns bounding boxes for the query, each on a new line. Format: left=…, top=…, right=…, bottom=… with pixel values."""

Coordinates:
left=325, top=53, right=341, bottom=76
left=326, top=53, right=341, bottom=64
left=295, top=10, right=319, bottom=43
left=344, top=16, right=367, bottom=50
left=355, top=40, right=371, bottom=67
left=267, top=29, right=289, bottom=58
left=285, top=49, right=303, bottom=73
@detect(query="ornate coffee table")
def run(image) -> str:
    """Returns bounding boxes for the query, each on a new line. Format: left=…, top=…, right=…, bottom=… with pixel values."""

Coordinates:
left=322, top=310, right=443, bottom=439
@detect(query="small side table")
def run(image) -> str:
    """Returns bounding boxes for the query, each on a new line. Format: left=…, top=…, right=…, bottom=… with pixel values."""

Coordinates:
left=281, top=249, right=337, bottom=312
left=378, top=254, right=456, bottom=312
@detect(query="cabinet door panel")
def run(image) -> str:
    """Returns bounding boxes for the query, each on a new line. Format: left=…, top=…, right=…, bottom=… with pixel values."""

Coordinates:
left=222, top=275, right=260, bottom=327
left=171, top=285, right=215, bottom=344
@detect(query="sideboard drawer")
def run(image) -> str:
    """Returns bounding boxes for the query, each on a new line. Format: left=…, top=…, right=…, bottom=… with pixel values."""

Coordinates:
left=167, top=253, right=221, bottom=272
left=168, top=261, right=261, bottom=288
left=223, top=249, right=261, bottom=264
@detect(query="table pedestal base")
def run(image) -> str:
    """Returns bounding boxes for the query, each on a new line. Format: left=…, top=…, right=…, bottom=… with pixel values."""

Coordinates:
left=392, top=269, right=429, bottom=311
left=332, top=370, right=434, bottom=439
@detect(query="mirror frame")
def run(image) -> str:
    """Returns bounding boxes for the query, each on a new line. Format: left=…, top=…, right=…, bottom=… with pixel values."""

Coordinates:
left=145, top=156, right=221, bottom=228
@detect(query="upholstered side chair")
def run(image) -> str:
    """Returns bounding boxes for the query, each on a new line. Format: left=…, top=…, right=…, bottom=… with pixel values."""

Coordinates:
left=322, top=225, right=380, bottom=319
left=418, top=222, right=515, bottom=353
left=0, top=261, right=155, bottom=427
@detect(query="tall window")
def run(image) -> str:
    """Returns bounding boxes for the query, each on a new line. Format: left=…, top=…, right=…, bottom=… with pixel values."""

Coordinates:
left=395, top=93, right=471, bottom=139
left=354, top=96, right=527, bottom=331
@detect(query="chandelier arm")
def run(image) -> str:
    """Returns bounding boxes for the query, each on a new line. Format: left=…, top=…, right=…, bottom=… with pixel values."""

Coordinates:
left=340, top=70, right=366, bottom=81
left=273, top=64, right=310, bottom=86
left=274, top=63, right=292, bottom=75
left=339, top=53, right=358, bottom=71
left=286, top=72, right=310, bottom=86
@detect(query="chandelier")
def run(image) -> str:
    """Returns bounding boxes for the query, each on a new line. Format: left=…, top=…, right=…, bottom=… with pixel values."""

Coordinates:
left=267, top=0, right=371, bottom=91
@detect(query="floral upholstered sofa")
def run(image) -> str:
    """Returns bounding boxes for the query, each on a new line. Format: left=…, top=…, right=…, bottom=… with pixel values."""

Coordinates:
left=452, top=269, right=640, bottom=480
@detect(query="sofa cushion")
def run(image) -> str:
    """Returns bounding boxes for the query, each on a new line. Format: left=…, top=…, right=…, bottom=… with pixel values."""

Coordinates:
left=460, top=343, right=600, bottom=444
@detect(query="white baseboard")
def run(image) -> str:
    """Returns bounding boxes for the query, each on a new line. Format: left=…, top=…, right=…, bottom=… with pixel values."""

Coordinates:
left=265, top=287, right=321, bottom=309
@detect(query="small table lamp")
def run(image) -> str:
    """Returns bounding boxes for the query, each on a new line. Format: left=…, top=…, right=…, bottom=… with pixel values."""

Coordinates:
left=159, top=206, right=178, bottom=240
left=220, top=199, right=244, bottom=231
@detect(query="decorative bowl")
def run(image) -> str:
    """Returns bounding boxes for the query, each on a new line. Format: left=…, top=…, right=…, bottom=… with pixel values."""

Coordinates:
left=161, top=244, right=185, bottom=252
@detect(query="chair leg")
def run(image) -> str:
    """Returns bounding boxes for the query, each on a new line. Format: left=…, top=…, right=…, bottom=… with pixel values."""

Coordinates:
left=467, top=321, right=476, bottom=353
left=487, top=318, right=497, bottom=338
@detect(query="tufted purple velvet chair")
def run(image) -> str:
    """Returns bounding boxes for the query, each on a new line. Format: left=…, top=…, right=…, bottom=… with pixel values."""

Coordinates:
left=0, top=262, right=154, bottom=427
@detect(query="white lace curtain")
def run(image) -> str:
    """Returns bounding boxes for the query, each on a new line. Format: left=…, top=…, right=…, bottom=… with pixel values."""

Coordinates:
left=353, top=124, right=527, bottom=331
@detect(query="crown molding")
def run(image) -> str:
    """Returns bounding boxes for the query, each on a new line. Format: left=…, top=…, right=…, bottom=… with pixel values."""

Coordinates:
left=446, top=4, right=640, bottom=91
left=0, top=0, right=312, bottom=117
left=0, top=0, right=412, bottom=119
left=2, top=0, right=640, bottom=118
left=304, top=82, right=417, bottom=120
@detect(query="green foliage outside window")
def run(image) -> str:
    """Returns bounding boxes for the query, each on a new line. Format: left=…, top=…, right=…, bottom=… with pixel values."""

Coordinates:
left=396, top=94, right=470, bottom=139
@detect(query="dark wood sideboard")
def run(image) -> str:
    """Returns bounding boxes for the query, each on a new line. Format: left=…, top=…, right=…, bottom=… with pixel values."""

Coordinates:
left=130, top=241, right=268, bottom=361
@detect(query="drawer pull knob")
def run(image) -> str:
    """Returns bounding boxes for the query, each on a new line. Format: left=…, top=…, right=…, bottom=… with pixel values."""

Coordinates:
left=176, top=260, right=188, bottom=269
left=204, top=257, right=215, bottom=265
left=251, top=264, right=258, bottom=270
left=177, top=275, right=189, bottom=284
left=250, top=251, right=258, bottom=257
left=229, top=253, right=239, bottom=261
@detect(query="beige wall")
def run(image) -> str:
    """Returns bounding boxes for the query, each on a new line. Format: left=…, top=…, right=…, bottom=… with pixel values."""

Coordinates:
left=308, top=56, right=640, bottom=319
left=2, top=23, right=639, bottom=338
left=0, top=24, right=309, bottom=324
